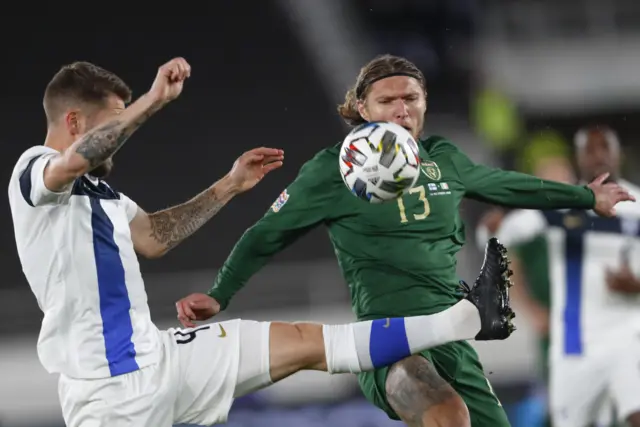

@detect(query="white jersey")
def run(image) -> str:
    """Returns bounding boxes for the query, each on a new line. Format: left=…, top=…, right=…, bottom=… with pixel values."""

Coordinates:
left=8, top=146, right=159, bottom=379
left=491, top=179, right=640, bottom=357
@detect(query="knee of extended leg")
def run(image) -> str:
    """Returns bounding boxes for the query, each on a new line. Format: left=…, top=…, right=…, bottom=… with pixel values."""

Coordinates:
left=290, top=322, right=326, bottom=369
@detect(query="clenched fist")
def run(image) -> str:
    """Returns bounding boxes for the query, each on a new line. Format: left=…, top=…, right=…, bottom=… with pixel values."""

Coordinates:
left=149, top=57, right=191, bottom=105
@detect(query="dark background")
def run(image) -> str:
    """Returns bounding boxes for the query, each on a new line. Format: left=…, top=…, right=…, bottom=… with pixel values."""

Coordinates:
left=3, top=2, right=640, bottom=426
left=0, top=2, right=475, bottom=288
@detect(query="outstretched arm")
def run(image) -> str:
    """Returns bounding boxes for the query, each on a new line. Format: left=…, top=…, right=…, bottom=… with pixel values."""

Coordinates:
left=175, top=150, right=345, bottom=326
left=130, top=147, right=284, bottom=259
left=129, top=177, right=237, bottom=258
left=450, top=145, right=633, bottom=214
left=454, top=154, right=595, bottom=210
left=45, top=95, right=163, bottom=192
left=44, top=58, right=189, bottom=193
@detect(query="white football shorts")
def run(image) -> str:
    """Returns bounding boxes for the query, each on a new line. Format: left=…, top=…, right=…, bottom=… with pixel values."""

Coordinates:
left=550, top=338, right=640, bottom=427
left=58, top=319, right=272, bottom=427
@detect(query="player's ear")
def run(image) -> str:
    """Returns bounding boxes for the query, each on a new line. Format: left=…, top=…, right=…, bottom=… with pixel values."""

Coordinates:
left=65, top=111, right=81, bottom=137
left=357, top=100, right=370, bottom=122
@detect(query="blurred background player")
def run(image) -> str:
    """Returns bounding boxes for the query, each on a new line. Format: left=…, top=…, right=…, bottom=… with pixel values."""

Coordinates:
left=479, top=126, right=640, bottom=427
left=7, top=58, right=524, bottom=427
left=477, top=136, right=576, bottom=427
left=175, top=55, right=633, bottom=427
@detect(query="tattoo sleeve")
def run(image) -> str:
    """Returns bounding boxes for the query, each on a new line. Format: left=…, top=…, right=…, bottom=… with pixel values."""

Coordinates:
left=385, top=356, right=456, bottom=426
left=74, top=101, right=162, bottom=169
left=147, top=184, right=235, bottom=251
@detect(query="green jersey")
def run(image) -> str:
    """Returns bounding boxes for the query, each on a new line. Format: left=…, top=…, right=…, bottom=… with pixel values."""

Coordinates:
left=209, top=136, right=594, bottom=321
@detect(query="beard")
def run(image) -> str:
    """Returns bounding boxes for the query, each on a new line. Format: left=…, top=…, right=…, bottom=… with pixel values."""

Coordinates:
left=89, top=158, right=113, bottom=179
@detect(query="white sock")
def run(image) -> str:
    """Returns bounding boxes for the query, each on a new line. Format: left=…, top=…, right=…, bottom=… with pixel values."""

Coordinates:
left=322, top=300, right=480, bottom=373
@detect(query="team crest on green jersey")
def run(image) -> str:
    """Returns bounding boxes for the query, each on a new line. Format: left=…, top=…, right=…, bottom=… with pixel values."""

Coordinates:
left=420, top=160, right=441, bottom=181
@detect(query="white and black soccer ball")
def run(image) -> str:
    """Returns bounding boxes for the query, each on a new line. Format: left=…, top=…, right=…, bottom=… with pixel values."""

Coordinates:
left=339, top=121, right=421, bottom=203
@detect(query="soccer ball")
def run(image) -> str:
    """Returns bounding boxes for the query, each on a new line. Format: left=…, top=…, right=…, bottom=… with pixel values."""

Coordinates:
left=339, top=121, right=421, bottom=203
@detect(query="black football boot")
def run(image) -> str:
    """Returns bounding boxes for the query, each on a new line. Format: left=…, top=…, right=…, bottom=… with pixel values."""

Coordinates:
left=460, top=237, right=516, bottom=340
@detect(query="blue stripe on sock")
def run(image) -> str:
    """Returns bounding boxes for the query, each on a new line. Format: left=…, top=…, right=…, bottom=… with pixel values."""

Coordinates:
left=369, top=318, right=411, bottom=368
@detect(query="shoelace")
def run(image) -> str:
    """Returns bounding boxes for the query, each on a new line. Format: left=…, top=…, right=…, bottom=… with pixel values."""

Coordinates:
left=457, top=279, right=471, bottom=296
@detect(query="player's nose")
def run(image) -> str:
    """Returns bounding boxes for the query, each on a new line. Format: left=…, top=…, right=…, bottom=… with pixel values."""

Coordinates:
left=391, top=108, right=410, bottom=126
left=393, top=101, right=410, bottom=119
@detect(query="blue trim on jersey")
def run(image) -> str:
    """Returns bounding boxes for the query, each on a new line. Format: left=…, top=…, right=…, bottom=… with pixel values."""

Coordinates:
left=544, top=210, right=640, bottom=236
left=18, top=155, right=42, bottom=207
left=369, top=317, right=411, bottom=368
left=543, top=211, right=587, bottom=354
left=90, top=197, right=138, bottom=376
left=73, top=177, right=120, bottom=200
left=563, top=228, right=585, bottom=355
left=542, top=210, right=639, bottom=355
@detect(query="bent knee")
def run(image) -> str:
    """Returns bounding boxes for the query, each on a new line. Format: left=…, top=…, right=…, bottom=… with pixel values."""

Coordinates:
left=290, top=322, right=326, bottom=369
left=269, top=322, right=326, bottom=375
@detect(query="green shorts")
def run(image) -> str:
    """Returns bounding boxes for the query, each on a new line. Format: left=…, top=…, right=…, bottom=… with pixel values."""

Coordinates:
left=357, top=341, right=510, bottom=427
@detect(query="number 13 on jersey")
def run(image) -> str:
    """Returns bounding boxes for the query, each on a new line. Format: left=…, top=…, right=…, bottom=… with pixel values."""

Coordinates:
left=397, top=185, right=431, bottom=223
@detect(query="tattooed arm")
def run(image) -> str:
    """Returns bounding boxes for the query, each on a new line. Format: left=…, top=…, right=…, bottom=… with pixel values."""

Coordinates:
left=129, top=176, right=240, bottom=259
left=128, top=146, right=284, bottom=259
left=43, top=57, right=191, bottom=192
left=43, top=93, right=163, bottom=192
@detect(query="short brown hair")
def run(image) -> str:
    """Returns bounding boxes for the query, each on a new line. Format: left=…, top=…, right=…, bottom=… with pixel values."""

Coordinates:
left=337, top=55, right=427, bottom=127
left=43, top=61, right=132, bottom=124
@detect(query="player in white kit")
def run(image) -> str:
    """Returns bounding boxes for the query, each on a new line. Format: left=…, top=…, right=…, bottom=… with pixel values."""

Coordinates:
left=480, top=126, right=640, bottom=427
left=8, top=57, right=520, bottom=427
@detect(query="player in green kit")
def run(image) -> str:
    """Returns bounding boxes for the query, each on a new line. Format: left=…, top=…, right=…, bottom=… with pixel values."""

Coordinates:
left=175, top=55, right=633, bottom=426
